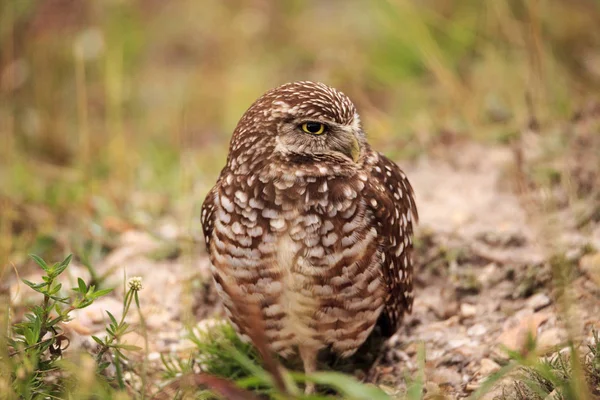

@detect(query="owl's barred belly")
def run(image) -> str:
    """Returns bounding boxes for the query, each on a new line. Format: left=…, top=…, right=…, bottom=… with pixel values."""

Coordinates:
left=214, top=210, right=387, bottom=358
left=208, top=164, right=392, bottom=358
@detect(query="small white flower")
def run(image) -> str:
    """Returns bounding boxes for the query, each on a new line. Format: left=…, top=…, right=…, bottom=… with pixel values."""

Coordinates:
left=128, top=276, right=143, bottom=291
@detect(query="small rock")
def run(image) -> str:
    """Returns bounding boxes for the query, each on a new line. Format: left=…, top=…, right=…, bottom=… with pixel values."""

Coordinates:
left=420, top=291, right=459, bottom=320
left=460, top=303, right=477, bottom=318
left=557, top=345, right=573, bottom=359
left=145, top=311, right=175, bottom=330
left=544, top=389, right=561, bottom=400
left=477, top=263, right=504, bottom=288
left=79, top=297, right=124, bottom=325
left=494, top=312, right=550, bottom=358
left=479, top=358, right=501, bottom=376
left=537, top=327, right=566, bottom=354
left=512, top=308, right=534, bottom=323
left=121, top=331, right=150, bottom=352
left=437, top=351, right=468, bottom=367
left=467, top=323, right=487, bottom=336
left=430, top=367, right=462, bottom=387
left=428, top=348, right=446, bottom=361
left=61, top=319, right=92, bottom=336
left=447, top=338, right=471, bottom=350
left=455, top=345, right=480, bottom=359
left=526, top=293, right=551, bottom=311
left=403, top=341, right=419, bottom=356
left=101, top=231, right=162, bottom=269
left=461, top=373, right=470, bottom=384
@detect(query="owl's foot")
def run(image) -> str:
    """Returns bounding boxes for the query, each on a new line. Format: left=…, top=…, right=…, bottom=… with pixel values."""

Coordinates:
left=299, top=346, right=318, bottom=394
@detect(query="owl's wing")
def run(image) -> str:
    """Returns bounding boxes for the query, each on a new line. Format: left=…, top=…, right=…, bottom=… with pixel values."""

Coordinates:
left=365, top=152, right=418, bottom=337
left=201, top=185, right=218, bottom=250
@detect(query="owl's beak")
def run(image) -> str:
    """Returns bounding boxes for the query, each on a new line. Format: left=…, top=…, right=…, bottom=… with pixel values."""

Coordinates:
left=349, top=135, right=361, bottom=162
left=335, top=129, right=361, bottom=163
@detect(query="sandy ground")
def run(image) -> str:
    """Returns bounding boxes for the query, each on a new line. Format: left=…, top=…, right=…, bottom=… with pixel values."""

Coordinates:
left=10, top=138, right=600, bottom=398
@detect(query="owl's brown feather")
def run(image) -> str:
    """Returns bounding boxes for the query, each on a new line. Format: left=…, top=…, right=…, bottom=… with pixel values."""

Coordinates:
left=364, top=152, right=418, bottom=336
left=201, top=81, right=417, bottom=375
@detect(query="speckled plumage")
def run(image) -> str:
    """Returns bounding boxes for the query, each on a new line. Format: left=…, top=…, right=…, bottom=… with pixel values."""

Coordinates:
left=201, top=81, right=417, bottom=380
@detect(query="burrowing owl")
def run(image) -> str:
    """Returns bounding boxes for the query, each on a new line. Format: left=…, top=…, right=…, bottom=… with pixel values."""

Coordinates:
left=201, top=81, right=417, bottom=383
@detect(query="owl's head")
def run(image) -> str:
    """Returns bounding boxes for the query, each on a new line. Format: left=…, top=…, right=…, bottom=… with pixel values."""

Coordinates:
left=230, top=81, right=365, bottom=168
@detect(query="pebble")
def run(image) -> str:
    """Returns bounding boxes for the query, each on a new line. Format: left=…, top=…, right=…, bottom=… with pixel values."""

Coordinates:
left=420, top=292, right=459, bottom=320
left=526, top=292, right=551, bottom=311
left=544, top=389, right=561, bottom=400
left=403, top=341, right=419, bottom=356
left=477, top=263, right=504, bottom=288
left=448, top=338, right=471, bottom=350
left=494, top=312, right=550, bottom=359
left=430, top=367, right=462, bottom=387
left=455, top=345, right=479, bottom=359
left=62, top=319, right=93, bottom=335
left=121, top=331, right=150, bottom=352
left=467, top=323, right=487, bottom=336
left=479, top=358, right=501, bottom=376
left=460, top=303, right=477, bottom=318
left=537, top=327, right=566, bottom=354
left=80, top=297, right=124, bottom=324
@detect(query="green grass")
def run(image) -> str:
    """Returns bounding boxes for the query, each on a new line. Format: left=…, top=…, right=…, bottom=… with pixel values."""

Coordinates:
left=3, top=254, right=117, bottom=398
left=473, top=331, right=600, bottom=400
left=513, top=333, right=600, bottom=400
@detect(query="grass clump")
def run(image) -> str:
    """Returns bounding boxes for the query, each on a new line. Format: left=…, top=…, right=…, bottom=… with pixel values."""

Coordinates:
left=159, top=320, right=393, bottom=399
left=475, top=330, right=600, bottom=400
left=3, top=254, right=113, bottom=398
left=509, top=332, right=600, bottom=400
left=187, top=320, right=260, bottom=382
left=1, top=254, right=150, bottom=399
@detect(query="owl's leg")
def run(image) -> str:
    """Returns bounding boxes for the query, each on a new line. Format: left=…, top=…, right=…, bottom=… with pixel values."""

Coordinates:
left=299, top=346, right=318, bottom=394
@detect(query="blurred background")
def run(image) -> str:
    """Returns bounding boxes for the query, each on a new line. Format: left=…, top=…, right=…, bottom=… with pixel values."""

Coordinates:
left=1, top=0, right=600, bottom=266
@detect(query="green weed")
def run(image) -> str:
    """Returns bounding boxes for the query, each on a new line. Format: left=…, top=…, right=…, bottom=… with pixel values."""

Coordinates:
left=3, top=254, right=113, bottom=398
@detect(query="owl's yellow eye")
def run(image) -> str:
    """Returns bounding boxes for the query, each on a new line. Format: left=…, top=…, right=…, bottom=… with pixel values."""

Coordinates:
left=301, top=122, right=326, bottom=135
